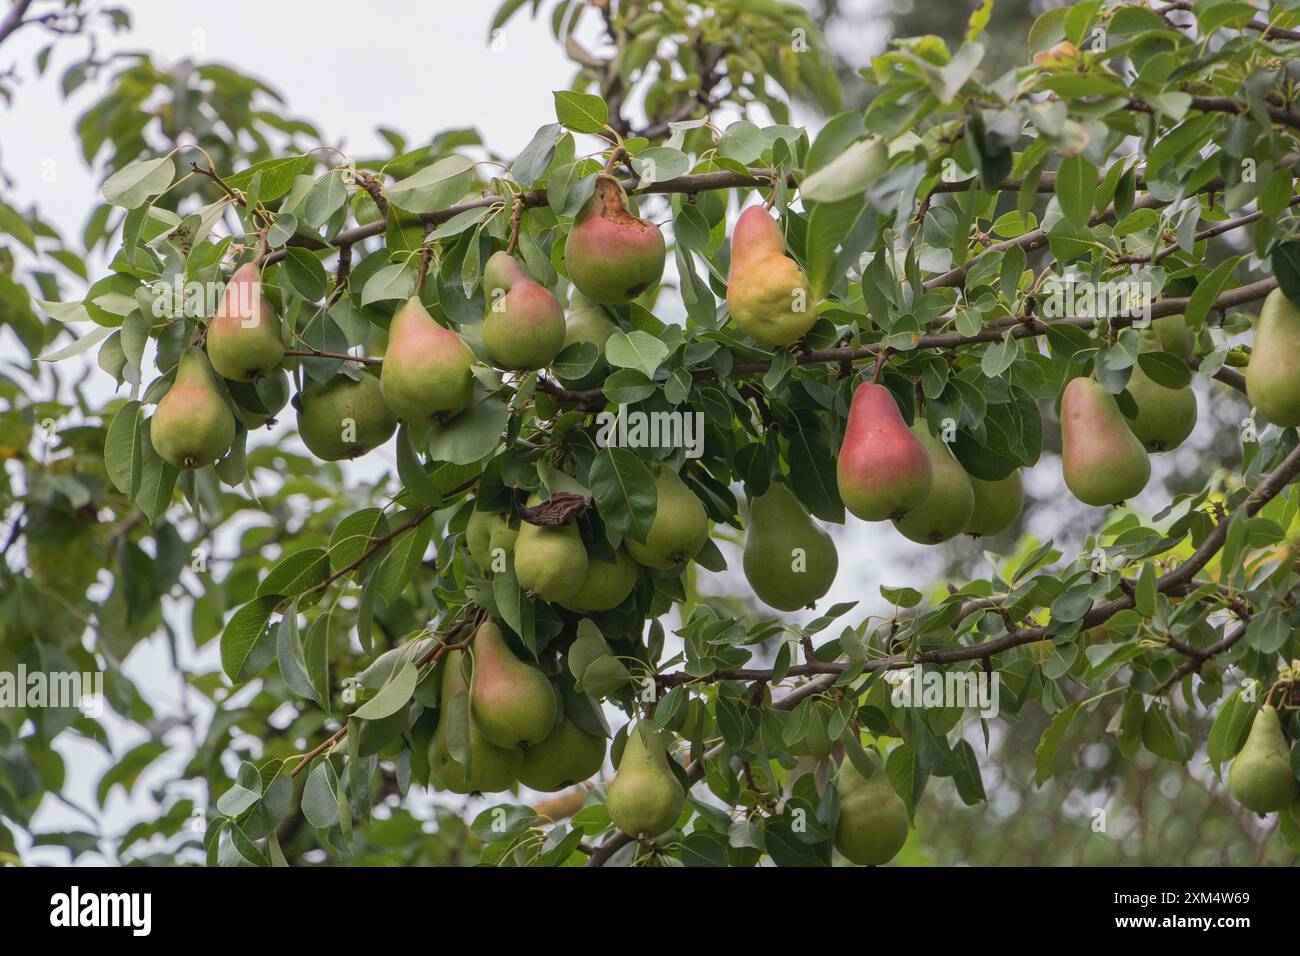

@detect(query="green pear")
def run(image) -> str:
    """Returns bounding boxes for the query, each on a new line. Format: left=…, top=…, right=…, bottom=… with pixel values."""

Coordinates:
left=482, top=251, right=566, bottom=370
left=892, top=422, right=974, bottom=545
left=743, top=481, right=838, bottom=611
left=964, top=470, right=1024, bottom=537
left=1246, top=288, right=1300, bottom=425
left=1228, top=705, right=1298, bottom=814
left=150, top=348, right=235, bottom=469
left=559, top=547, right=639, bottom=612
left=466, top=506, right=517, bottom=574
left=834, top=753, right=909, bottom=866
left=469, top=621, right=557, bottom=749
left=1124, top=331, right=1197, bottom=452
left=206, top=262, right=285, bottom=381
left=295, top=371, right=396, bottom=460
left=513, top=494, right=589, bottom=603
left=429, top=693, right=522, bottom=794
left=564, top=174, right=666, bottom=305
left=626, top=467, right=709, bottom=570
left=561, top=290, right=620, bottom=389
left=1060, top=376, right=1150, bottom=506
left=726, top=205, right=815, bottom=346
left=227, top=368, right=289, bottom=430
left=380, top=296, right=475, bottom=423
left=1152, top=313, right=1193, bottom=359
left=606, top=721, right=684, bottom=838
left=519, top=717, right=607, bottom=792
left=837, top=382, right=932, bottom=521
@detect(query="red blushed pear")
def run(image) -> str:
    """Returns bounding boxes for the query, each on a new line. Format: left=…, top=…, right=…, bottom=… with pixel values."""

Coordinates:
left=1060, top=376, right=1150, bottom=506
left=836, top=382, right=932, bottom=521
left=564, top=174, right=666, bottom=305
left=150, top=348, right=235, bottom=469
left=481, top=251, right=566, bottom=370
left=726, top=205, right=815, bottom=347
left=206, top=262, right=285, bottom=381
left=380, top=296, right=475, bottom=423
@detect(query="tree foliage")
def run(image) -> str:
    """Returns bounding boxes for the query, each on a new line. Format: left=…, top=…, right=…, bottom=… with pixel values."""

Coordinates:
left=3, top=0, right=1300, bottom=866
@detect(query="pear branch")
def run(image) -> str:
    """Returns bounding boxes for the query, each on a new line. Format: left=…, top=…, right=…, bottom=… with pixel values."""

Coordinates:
left=647, top=442, right=1300, bottom=705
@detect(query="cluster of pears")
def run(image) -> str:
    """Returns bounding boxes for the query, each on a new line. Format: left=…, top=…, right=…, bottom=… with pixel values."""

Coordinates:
left=150, top=263, right=403, bottom=470
left=726, top=205, right=817, bottom=347
left=1227, top=703, right=1298, bottom=815
left=151, top=263, right=286, bottom=470
left=1060, top=314, right=1198, bottom=507
left=834, top=381, right=1023, bottom=545
left=429, top=622, right=606, bottom=794
left=833, top=750, right=910, bottom=866
left=469, top=467, right=707, bottom=611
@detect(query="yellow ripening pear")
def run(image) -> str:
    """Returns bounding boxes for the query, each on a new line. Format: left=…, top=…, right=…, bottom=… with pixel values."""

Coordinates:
left=295, top=371, right=396, bottom=460
left=564, top=173, right=666, bottom=304
left=964, top=470, right=1024, bottom=537
left=206, top=262, right=285, bottom=381
left=607, top=721, right=684, bottom=838
left=1060, top=376, right=1150, bottom=506
left=150, top=348, right=235, bottom=469
left=482, top=251, right=566, bottom=370
left=625, top=467, right=709, bottom=571
left=519, top=718, right=607, bottom=792
left=892, top=422, right=974, bottom=545
left=468, top=621, right=557, bottom=750
left=1246, top=288, right=1300, bottom=425
left=725, top=205, right=815, bottom=347
left=1228, top=705, right=1298, bottom=814
left=380, top=296, right=475, bottom=423
left=743, top=481, right=838, bottom=611
left=834, top=752, right=909, bottom=866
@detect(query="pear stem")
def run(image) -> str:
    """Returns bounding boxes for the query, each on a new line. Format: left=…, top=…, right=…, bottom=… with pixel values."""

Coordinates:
left=505, top=198, right=525, bottom=255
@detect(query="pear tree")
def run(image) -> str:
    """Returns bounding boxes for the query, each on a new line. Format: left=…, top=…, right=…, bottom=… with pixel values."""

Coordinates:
left=5, top=0, right=1300, bottom=867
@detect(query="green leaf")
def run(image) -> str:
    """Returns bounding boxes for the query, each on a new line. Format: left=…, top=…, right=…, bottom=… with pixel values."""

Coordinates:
left=553, top=91, right=609, bottom=134
left=425, top=397, right=509, bottom=465
left=104, top=401, right=144, bottom=497
left=604, top=330, right=669, bottom=378
left=800, top=139, right=889, bottom=204
left=1034, top=703, right=1079, bottom=786
left=101, top=157, right=175, bottom=208
left=224, top=156, right=313, bottom=203
left=387, top=155, right=475, bottom=214
left=258, top=548, right=330, bottom=598
left=221, top=596, right=281, bottom=684
left=302, top=761, right=341, bottom=828
left=1136, top=349, right=1191, bottom=388
left=375, top=512, right=434, bottom=602
left=1054, top=154, right=1097, bottom=228
left=396, top=425, right=441, bottom=506
left=1184, top=256, right=1241, bottom=329
left=351, top=660, right=417, bottom=720
left=589, top=446, right=657, bottom=543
